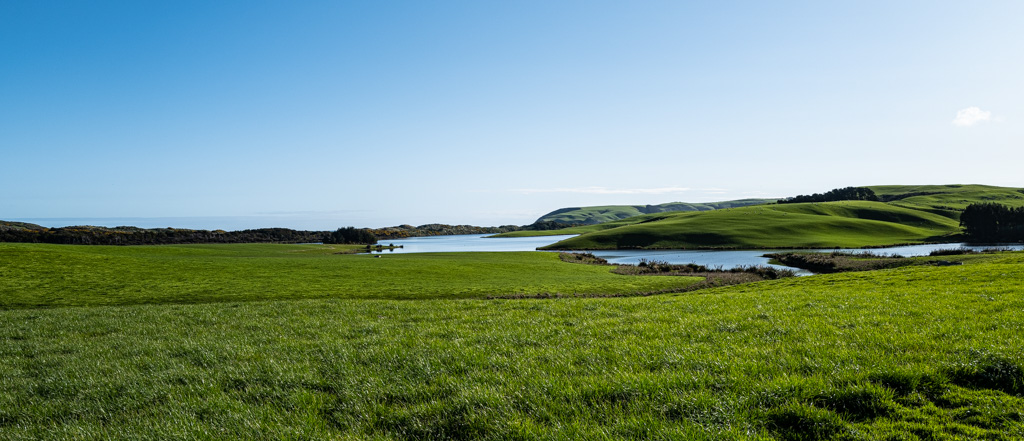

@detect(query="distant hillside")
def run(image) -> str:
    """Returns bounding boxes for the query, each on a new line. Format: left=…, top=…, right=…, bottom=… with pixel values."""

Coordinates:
left=869, top=184, right=1024, bottom=215
left=541, top=201, right=960, bottom=250
left=369, top=224, right=521, bottom=240
left=541, top=184, right=1024, bottom=250
left=536, top=199, right=776, bottom=225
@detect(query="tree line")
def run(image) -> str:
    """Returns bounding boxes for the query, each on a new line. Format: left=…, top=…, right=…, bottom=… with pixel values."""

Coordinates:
left=323, top=227, right=377, bottom=244
left=960, top=203, right=1024, bottom=242
left=0, top=220, right=576, bottom=246
left=0, top=224, right=354, bottom=246
left=778, top=187, right=879, bottom=204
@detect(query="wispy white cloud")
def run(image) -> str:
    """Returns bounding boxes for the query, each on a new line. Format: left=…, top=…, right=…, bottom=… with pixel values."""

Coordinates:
left=952, top=106, right=993, bottom=127
left=511, top=186, right=691, bottom=195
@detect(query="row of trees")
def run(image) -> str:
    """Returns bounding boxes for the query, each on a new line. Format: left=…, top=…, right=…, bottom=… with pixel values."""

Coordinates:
left=519, top=221, right=585, bottom=231
left=323, top=227, right=377, bottom=244
left=0, top=224, right=379, bottom=246
left=0, top=220, right=579, bottom=246
left=960, top=203, right=1024, bottom=242
left=1, top=215, right=591, bottom=246
left=368, top=223, right=522, bottom=239
left=779, top=187, right=879, bottom=204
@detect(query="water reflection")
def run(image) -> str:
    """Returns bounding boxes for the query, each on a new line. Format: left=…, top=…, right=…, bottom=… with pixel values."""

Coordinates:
left=590, top=243, right=1024, bottom=269
left=368, top=234, right=578, bottom=253
left=370, top=234, right=1023, bottom=272
left=587, top=249, right=802, bottom=272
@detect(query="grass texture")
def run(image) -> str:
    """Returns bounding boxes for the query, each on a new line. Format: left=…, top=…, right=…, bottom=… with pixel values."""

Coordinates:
left=1, top=249, right=1023, bottom=439
left=0, top=243, right=702, bottom=309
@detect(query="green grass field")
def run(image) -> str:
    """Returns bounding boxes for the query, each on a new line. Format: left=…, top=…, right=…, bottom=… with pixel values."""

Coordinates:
left=0, top=243, right=702, bottom=309
left=2, top=244, right=1023, bottom=439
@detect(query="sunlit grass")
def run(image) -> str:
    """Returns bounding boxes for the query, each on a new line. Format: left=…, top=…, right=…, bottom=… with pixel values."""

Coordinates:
left=2, top=244, right=1022, bottom=439
left=0, top=243, right=702, bottom=309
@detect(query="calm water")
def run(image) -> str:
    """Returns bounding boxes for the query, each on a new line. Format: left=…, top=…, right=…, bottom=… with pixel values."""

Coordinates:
left=371, top=234, right=1024, bottom=272
left=591, top=243, right=1024, bottom=268
left=370, top=234, right=579, bottom=253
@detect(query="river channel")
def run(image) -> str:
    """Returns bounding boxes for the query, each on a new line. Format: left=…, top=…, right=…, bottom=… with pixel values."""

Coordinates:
left=369, top=234, right=1024, bottom=273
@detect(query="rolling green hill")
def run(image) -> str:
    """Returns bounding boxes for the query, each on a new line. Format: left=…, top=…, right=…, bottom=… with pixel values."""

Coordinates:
left=535, top=199, right=776, bottom=225
left=539, top=184, right=1024, bottom=250
left=542, top=201, right=962, bottom=249
left=870, top=184, right=1024, bottom=215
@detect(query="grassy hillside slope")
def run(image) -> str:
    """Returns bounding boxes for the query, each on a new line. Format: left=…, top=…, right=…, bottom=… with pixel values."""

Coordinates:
left=869, top=184, right=1024, bottom=216
left=542, top=201, right=962, bottom=250
left=2, top=247, right=1023, bottom=439
left=540, top=185, right=1024, bottom=250
left=536, top=199, right=775, bottom=225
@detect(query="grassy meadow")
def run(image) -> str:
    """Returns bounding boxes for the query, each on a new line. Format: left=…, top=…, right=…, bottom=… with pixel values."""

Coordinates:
left=2, top=242, right=1024, bottom=439
left=0, top=243, right=702, bottom=308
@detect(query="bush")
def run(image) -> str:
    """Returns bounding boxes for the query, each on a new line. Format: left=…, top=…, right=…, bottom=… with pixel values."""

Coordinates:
left=779, top=187, right=879, bottom=204
left=324, top=227, right=377, bottom=245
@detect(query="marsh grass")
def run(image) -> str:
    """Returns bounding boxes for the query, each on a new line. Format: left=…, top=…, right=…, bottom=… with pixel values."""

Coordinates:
left=557, top=252, right=609, bottom=265
left=612, top=259, right=795, bottom=279
left=766, top=252, right=914, bottom=273
left=929, top=246, right=1014, bottom=256
left=768, top=249, right=1024, bottom=274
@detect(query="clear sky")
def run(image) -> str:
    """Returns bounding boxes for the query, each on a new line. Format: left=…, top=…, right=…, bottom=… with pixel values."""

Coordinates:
left=3, top=1, right=1022, bottom=230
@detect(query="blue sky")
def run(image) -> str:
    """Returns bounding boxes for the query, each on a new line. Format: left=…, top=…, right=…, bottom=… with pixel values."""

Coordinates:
left=3, top=1, right=1022, bottom=229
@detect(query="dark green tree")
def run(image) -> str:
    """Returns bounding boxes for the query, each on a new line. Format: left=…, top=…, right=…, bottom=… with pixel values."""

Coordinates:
left=324, top=227, right=378, bottom=245
left=960, top=203, right=1024, bottom=242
